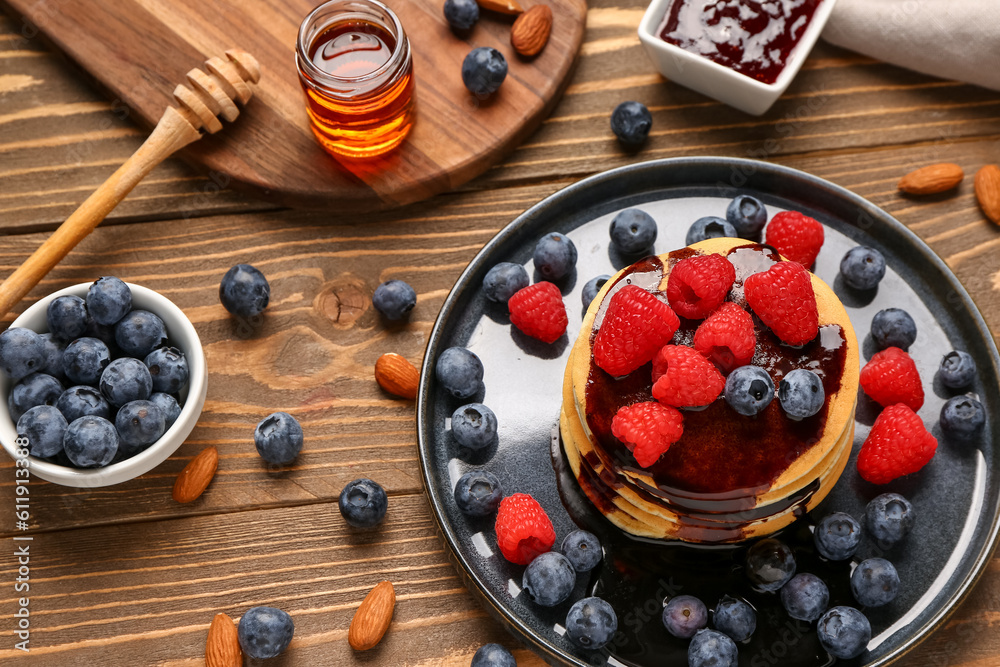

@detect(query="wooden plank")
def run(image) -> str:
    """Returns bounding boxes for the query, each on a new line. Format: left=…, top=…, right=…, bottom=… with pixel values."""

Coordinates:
left=0, top=491, right=993, bottom=665
left=3, top=0, right=588, bottom=210
left=0, top=14, right=275, bottom=233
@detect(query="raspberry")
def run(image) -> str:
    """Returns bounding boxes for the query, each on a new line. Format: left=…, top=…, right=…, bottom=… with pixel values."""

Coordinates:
left=651, top=345, right=725, bottom=408
left=508, top=282, right=567, bottom=344
left=494, top=493, right=556, bottom=565
left=860, top=346, right=924, bottom=411
left=611, top=401, right=684, bottom=468
left=857, top=403, right=937, bottom=484
left=744, top=262, right=818, bottom=345
left=693, top=302, right=756, bottom=373
left=593, top=285, right=680, bottom=377
left=765, top=211, right=825, bottom=267
left=666, top=254, right=736, bottom=319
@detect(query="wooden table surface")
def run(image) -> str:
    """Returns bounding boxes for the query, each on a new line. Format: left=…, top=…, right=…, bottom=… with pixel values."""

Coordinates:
left=2, top=3, right=999, bottom=665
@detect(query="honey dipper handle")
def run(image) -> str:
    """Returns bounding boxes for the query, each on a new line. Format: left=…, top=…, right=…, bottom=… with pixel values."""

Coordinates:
left=0, top=107, right=202, bottom=317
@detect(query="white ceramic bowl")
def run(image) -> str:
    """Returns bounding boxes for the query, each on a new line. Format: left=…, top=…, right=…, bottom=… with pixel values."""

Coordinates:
left=638, top=0, right=838, bottom=116
left=0, top=283, right=207, bottom=487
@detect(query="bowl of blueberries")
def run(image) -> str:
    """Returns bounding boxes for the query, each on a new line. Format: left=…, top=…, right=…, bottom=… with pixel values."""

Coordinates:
left=0, top=277, right=207, bottom=487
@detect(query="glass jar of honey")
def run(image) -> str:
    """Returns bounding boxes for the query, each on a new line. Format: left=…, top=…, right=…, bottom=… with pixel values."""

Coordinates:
left=296, top=0, right=415, bottom=159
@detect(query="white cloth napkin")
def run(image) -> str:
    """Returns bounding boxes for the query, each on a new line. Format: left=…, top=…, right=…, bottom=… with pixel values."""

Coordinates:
left=821, top=0, right=1000, bottom=92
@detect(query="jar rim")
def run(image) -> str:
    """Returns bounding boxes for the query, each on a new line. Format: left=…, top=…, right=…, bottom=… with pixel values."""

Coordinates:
left=296, top=0, right=408, bottom=86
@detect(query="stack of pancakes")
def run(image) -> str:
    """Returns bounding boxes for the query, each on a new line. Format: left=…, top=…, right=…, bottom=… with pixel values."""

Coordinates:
left=560, top=238, right=859, bottom=543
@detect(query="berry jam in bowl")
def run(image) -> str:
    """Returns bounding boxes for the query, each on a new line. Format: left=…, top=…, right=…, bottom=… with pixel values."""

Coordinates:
left=0, top=282, right=207, bottom=487
left=638, top=0, right=838, bottom=115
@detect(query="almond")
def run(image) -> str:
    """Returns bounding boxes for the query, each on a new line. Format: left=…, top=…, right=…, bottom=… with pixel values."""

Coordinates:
left=511, top=5, right=553, bottom=57
left=477, top=0, right=523, bottom=15
left=374, top=353, right=419, bottom=400
left=205, top=612, right=241, bottom=667
left=897, top=163, right=964, bottom=195
left=975, top=164, right=1000, bottom=224
left=172, top=446, right=219, bottom=503
left=348, top=580, right=395, bottom=651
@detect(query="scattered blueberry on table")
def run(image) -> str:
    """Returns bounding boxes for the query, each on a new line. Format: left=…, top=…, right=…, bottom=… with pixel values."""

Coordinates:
left=254, top=411, right=304, bottom=465
left=686, top=216, right=738, bottom=245
left=780, top=573, right=830, bottom=622
left=745, top=538, right=796, bottom=592
left=219, top=263, right=270, bottom=319
left=561, top=529, right=602, bottom=573
left=435, top=347, right=484, bottom=399
left=339, top=478, right=388, bottom=528
left=443, top=0, right=478, bottom=32
left=372, top=279, right=417, bottom=320
left=713, top=595, right=756, bottom=642
left=662, top=595, right=708, bottom=639
left=817, top=606, right=871, bottom=660
left=610, top=101, right=651, bottom=146
left=482, top=262, right=529, bottom=304
left=462, top=47, right=507, bottom=98
left=814, top=512, right=862, bottom=561
left=687, top=628, right=738, bottom=667
left=609, top=208, right=657, bottom=255
left=471, top=643, right=516, bottom=667
left=865, top=492, right=915, bottom=547
left=938, top=350, right=976, bottom=389
left=533, top=232, right=577, bottom=281
left=522, top=551, right=576, bottom=607
left=237, top=606, right=295, bottom=659
left=565, top=597, right=618, bottom=649
left=871, top=307, right=917, bottom=351
left=581, top=275, right=610, bottom=307
left=450, top=403, right=498, bottom=450
left=851, top=557, right=900, bottom=607
left=939, top=395, right=986, bottom=442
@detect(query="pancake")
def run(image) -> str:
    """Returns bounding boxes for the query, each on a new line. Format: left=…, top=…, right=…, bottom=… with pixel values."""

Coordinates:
left=560, top=238, right=860, bottom=543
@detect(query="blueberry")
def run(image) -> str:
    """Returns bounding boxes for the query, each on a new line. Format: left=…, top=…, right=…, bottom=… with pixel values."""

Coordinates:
left=372, top=280, right=417, bottom=320
left=851, top=557, right=899, bottom=607
left=149, top=392, right=182, bottom=429
left=561, top=529, right=602, bottom=573
left=713, top=595, right=756, bottom=642
left=84, top=317, right=118, bottom=349
left=339, top=478, right=388, bottom=528
left=219, top=264, right=270, bottom=318
left=533, top=232, right=577, bottom=281
left=871, top=308, right=917, bottom=351
left=865, top=493, right=915, bottom=548
left=115, top=400, right=165, bottom=454
left=777, top=368, right=825, bottom=420
left=237, top=606, right=294, bottom=659
left=443, top=0, right=478, bottom=31
left=100, top=357, right=152, bottom=407
left=63, top=337, right=111, bottom=386
left=565, top=597, right=617, bottom=649
left=8, top=373, right=63, bottom=422
left=451, top=403, right=497, bottom=450
left=471, top=644, right=516, bottom=667
left=840, top=246, right=886, bottom=291
left=581, top=275, right=610, bottom=307
left=17, top=405, right=68, bottom=458
left=38, top=333, right=66, bottom=379
left=686, top=216, right=739, bottom=245
left=726, top=195, right=767, bottom=238
left=724, top=366, right=774, bottom=416
left=46, top=295, right=89, bottom=341
left=745, top=538, right=796, bottom=592
left=87, top=277, right=132, bottom=326
left=115, top=309, right=167, bottom=358
left=609, top=209, right=657, bottom=255
left=814, top=512, right=862, bottom=561
left=0, top=327, right=45, bottom=380
left=817, top=606, right=870, bottom=660
left=662, top=595, right=708, bottom=639
left=454, top=470, right=502, bottom=516
left=482, top=262, right=529, bottom=303
left=780, top=573, right=829, bottom=622
left=940, top=394, right=986, bottom=442
left=461, top=47, right=507, bottom=97
left=522, top=551, right=576, bottom=607
left=688, top=628, right=738, bottom=667
left=435, top=347, right=483, bottom=399
left=610, top=101, right=651, bottom=146
left=254, top=411, right=303, bottom=465
left=939, top=351, right=976, bottom=389
left=63, top=415, right=118, bottom=467
left=144, top=347, right=188, bottom=393
left=56, top=385, right=112, bottom=422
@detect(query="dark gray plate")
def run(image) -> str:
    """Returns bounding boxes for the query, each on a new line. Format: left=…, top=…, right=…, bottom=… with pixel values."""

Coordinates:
left=416, top=158, right=1000, bottom=666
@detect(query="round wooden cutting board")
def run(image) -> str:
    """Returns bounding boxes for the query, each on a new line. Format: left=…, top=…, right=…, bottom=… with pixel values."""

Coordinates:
left=9, top=0, right=587, bottom=210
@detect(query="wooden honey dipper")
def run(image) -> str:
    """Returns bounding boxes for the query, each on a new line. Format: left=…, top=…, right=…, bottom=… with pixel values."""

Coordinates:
left=0, top=49, right=261, bottom=316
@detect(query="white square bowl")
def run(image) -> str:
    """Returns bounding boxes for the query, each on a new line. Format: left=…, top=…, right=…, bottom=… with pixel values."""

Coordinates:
left=638, top=0, right=839, bottom=116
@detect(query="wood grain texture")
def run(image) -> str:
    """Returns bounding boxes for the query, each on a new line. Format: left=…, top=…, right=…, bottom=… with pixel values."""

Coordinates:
left=2, top=3, right=1000, bottom=666
left=4, top=0, right=588, bottom=209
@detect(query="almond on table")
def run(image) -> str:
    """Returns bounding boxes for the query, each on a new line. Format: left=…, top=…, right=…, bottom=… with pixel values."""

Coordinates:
left=898, top=163, right=964, bottom=195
